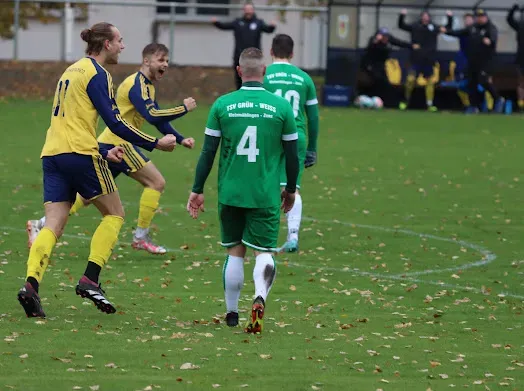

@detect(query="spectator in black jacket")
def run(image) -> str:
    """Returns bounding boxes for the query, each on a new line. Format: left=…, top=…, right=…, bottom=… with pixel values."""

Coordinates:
left=444, top=9, right=504, bottom=113
left=361, top=28, right=416, bottom=107
left=398, top=9, right=453, bottom=111
left=507, top=4, right=524, bottom=111
left=212, top=2, right=276, bottom=89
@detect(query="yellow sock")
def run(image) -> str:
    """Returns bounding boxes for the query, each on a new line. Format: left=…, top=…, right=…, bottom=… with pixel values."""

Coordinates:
left=88, top=215, right=124, bottom=267
left=405, top=75, right=415, bottom=102
left=26, top=227, right=57, bottom=282
left=137, top=188, right=162, bottom=229
left=425, top=82, right=435, bottom=106
left=69, top=194, right=86, bottom=215
left=485, top=92, right=494, bottom=111
left=518, top=99, right=524, bottom=109
left=457, top=90, right=470, bottom=107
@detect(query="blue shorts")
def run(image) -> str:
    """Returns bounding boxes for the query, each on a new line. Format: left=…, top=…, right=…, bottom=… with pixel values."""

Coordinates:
left=99, top=143, right=150, bottom=179
left=42, top=153, right=117, bottom=204
left=409, top=64, right=434, bottom=78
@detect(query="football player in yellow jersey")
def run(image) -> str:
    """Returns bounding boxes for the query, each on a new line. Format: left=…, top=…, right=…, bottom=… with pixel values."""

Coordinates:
left=18, top=22, right=178, bottom=318
left=28, top=43, right=197, bottom=254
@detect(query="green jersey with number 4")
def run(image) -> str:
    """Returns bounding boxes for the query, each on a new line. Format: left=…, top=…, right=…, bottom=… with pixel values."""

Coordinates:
left=204, top=82, right=298, bottom=209
left=263, top=62, right=318, bottom=133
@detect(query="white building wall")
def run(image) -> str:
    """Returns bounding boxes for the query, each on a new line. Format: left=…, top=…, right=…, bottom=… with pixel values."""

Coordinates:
left=0, top=0, right=328, bottom=69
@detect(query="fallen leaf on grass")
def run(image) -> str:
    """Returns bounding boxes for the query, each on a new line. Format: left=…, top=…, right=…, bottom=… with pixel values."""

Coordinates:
left=212, top=385, right=220, bottom=389
left=89, top=386, right=99, bottom=391
left=439, top=374, right=449, bottom=379
left=259, top=354, right=272, bottom=359
left=19, top=354, right=28, bottom=359
left=289, top=285, right=296, bottom=291
left=105, top=362, right=118, bottom=368
left=180, top=362, right=199, bottom=370
left=51, top=357, right=72, bottom=363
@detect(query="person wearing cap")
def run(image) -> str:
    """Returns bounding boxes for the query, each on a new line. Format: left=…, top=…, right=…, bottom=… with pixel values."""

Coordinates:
left=443, top=9, right=504, bottom=114
left=397, top=8, right=453, bottom=112
left=360, top=28, right=416, bottom=107
left=507, top=4, right=524, bottom=112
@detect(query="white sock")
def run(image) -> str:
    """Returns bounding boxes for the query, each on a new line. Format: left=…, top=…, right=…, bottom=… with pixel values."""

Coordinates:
left=253, top=253, right=276, bottom=302
left=223, top=255, right=244, bottom=313
left=427, top=100, right=433, bottom=107
left=135, top=227, right=149, bottom=239
left=39, top=216, right=46, bottom=228
left=286, top=193, right=302, bottom=241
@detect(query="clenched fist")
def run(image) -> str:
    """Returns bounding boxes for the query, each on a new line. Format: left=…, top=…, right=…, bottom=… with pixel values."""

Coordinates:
left=106, top=146, right=124, bottom=163
left=156, top=134, right=177, bottom=152
left=183, top=97, right=197, bottom=112
left=181, top=138, right=195, bottom=149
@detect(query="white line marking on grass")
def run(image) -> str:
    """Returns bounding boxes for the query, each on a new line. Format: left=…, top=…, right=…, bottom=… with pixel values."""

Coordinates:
left=2, top=221, right=521, bottom=300
left=285, top=261, right=524, bottom=300
left=301, top=217, right=496, bottom=278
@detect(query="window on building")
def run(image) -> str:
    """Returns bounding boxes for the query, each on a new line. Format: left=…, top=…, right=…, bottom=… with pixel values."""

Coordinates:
left=156, top=0, right=230, bottom=17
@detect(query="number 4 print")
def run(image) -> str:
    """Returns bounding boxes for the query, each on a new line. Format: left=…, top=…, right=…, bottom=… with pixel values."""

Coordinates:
left=236, top=125, right=259, bottom=163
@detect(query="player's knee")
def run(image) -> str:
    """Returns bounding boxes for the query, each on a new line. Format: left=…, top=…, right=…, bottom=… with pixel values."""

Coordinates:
left=113, top=204, right=125, bottom=219
left=228, top=244, right=246, bottom=258
left=151, top=176, right=166, bottom=192
left=44, top=219, right=66, bottom=239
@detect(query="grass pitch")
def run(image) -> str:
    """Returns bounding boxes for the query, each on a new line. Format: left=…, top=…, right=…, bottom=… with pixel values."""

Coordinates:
left=0, top=100, right=523, bottom=390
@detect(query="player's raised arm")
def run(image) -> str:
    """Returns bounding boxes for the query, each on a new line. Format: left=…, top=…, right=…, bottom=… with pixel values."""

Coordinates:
left=128, top=75, right=194, bottom=124
left=507, top=4, right=520, bottom=31
left=86, top=72, right=159, bottom=151
left=260, top=19, right=276, bottom=33
left=304, top=76, right=319, bottom=168
left=212, top=17, right=236, bottom=30
left=398, top=10, right=413, bottom=32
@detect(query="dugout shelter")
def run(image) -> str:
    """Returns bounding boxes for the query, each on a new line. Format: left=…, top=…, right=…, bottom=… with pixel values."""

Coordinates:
left=324, top=0, right=520, bottom=110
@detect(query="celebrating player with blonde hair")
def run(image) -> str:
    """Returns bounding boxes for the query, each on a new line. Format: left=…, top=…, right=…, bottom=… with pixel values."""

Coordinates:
left=18, top=23, right=177, bottom=318
left=28, top=43, right=197, bottom=255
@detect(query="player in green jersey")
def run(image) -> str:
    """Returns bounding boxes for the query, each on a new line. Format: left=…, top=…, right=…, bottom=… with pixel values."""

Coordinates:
left=187, top=47, right=299, bottom=334
left=263, top=34, right=320, bottom=253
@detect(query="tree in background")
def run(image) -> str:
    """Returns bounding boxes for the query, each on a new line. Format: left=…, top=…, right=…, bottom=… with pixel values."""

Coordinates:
left=0, top=2, right=87, bottom=40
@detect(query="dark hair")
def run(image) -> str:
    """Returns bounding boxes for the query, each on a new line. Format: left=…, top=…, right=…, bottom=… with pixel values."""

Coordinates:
left=271, top=34, right=294, bottom=59
left=142, top=43, right=169, bottom=58
left=80, top=22, right=115, bottom=55
left=464, top=12, right=473, bottom=18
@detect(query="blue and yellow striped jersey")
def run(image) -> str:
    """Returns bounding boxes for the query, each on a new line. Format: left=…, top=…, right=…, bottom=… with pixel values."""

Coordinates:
left=41, top=58, right=158, bottom=159
left=98, top=72, right=187, bottom=146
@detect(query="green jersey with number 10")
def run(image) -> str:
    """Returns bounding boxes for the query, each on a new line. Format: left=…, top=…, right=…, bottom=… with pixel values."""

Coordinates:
left=263, top=62, right=318, bottom=133
left=204, top=82, right=298, bottom=209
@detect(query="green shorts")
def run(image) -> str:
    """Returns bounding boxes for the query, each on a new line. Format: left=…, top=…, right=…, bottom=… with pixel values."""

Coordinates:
left=280, top=132, right=306, bottom=189
left=218, top=203, right=280, bottom=252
